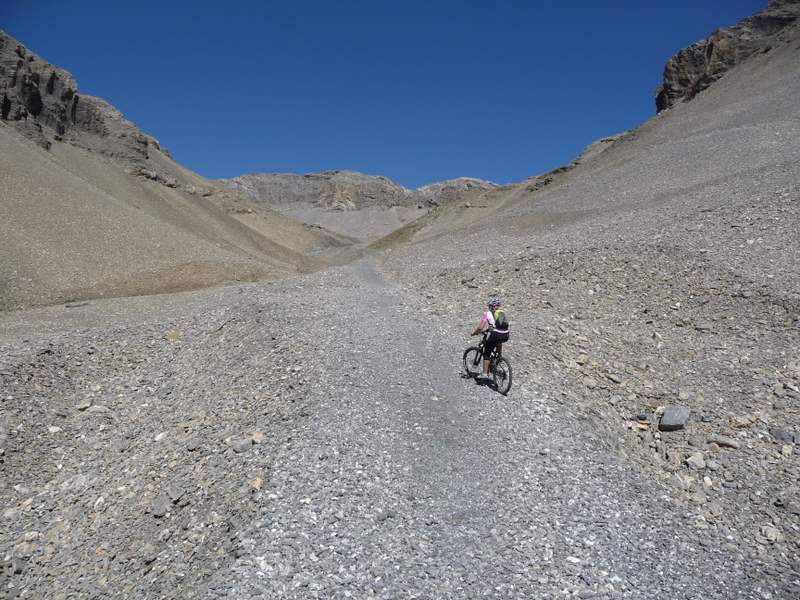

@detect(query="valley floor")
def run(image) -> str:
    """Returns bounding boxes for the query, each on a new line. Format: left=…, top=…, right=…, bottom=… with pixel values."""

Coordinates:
left=1, top=260, right=795, bottom=599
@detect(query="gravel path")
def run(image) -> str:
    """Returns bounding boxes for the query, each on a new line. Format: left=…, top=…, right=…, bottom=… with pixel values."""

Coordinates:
left=210, top=259, right=778, bottom=599
left=2, top=258, right=791, bottom=598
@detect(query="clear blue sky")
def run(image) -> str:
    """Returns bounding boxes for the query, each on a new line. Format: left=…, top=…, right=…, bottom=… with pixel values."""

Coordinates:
left=3, top=0, right=762, bottom=188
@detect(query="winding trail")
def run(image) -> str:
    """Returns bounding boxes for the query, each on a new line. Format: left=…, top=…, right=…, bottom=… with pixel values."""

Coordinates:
left=212, top=260, right=756, bottom=599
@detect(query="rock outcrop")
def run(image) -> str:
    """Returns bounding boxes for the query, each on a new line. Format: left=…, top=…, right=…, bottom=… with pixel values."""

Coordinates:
left=227, top=170, right=497, bottom=212
left=0, top=30, right=167, bottom=163
left=226, top=171, right=498, bottom=241
left=655, top=0, right=800, bottom=112
left=228, top=171, right=411, bottom=211
left=413, top=177, right=500, bottom=207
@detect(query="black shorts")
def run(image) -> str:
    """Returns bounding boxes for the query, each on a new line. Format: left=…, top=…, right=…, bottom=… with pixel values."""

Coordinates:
left=483, top=330, right=509, bottom=359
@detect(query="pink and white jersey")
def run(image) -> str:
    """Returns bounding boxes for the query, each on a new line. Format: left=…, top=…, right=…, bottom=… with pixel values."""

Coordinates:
left=480, top=310, right=496, bottom=329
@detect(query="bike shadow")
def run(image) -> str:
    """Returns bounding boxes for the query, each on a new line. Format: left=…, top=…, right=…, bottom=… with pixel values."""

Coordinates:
left=461, top=372, right=497, bottom=390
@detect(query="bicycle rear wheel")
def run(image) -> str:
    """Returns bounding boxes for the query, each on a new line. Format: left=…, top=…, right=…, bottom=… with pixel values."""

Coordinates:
left=463, top=347, right=482, bottom=377
left=493, top=356, right=512, bottom=394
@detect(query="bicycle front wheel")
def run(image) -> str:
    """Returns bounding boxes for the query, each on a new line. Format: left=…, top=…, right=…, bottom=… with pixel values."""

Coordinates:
left=463, top=347, right=482, bottom=377
left=493, top=356, right=512, bottom=394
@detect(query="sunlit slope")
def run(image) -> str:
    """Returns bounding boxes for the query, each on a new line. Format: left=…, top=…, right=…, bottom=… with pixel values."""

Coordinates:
left=0, top=124, right=340, bottom=310
left=383, top=21, right=800, bottom=264
left=0, top=29, right=357, bottom=311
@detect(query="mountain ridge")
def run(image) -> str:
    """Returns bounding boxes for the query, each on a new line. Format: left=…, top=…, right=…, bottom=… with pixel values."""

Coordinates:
left=2, top=0, right=799, bottom=309
left=224, top=170, right=499, bottom=240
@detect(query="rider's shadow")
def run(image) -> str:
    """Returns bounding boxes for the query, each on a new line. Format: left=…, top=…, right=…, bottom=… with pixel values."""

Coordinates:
left=461, top=373, right=496, bottom=389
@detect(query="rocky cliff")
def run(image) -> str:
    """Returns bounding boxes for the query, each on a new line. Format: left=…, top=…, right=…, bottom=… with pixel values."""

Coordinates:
left=413, top=177, right=500, bottom=207
left=655, top=0, right=800, bottom=112
left=0, top=30, right=168, bottom=164
left=228, top=171, right=411, bottom=211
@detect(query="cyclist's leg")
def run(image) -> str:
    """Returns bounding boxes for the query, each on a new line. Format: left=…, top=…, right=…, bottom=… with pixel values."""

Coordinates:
left=483, top=335, right=498, bottom=376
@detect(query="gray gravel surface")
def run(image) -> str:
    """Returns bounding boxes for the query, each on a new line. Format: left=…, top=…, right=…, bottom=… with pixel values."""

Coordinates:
left=3, top=260, right=794, bottom=598
left=213, top=261, right=789, bottom=599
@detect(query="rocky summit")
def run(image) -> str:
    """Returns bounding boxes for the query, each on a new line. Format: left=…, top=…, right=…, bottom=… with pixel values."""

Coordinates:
left=1, top=2, right=800, bottom=599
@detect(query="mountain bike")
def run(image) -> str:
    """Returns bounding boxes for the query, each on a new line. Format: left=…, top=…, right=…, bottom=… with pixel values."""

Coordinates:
left=463, top=330, right=512, bottom=395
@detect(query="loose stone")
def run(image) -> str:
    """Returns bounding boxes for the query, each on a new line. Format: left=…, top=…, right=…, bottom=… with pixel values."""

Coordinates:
left=150, top=494, right=170, bottom=518
left=759, top=526, right=783, bottom=544
left=686, top=452, right=706, bottom=470
left=769, top=428, right=796, bottom=444
left=166, top=483, right=185, bottom=503
left=660, top=406, right=690, bottom=431
left=708, top=434, right=740, bottom=449
left=225, top=436, right=254, bottom=454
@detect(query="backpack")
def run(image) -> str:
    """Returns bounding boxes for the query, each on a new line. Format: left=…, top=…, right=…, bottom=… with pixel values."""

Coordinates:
left=493, top=308, right=509, bottom=330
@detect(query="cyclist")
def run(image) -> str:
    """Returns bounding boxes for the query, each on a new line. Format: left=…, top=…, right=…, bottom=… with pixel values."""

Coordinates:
left=470, top=296, right=509, bottom=379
